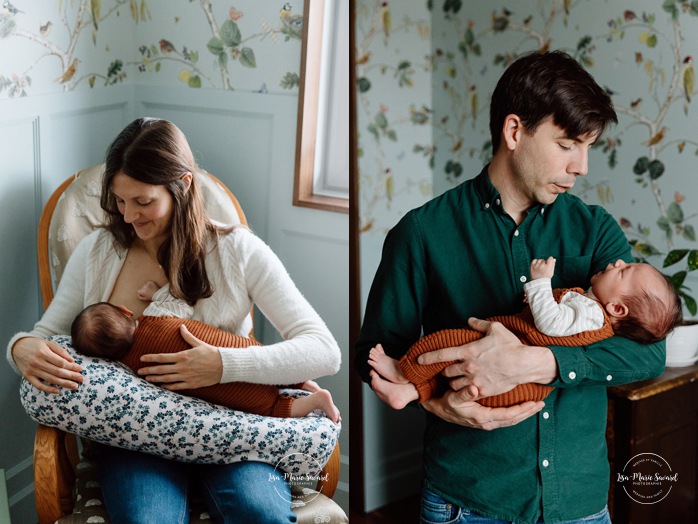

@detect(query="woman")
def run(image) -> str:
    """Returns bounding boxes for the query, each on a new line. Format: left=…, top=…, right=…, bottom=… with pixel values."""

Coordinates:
left=7, top=118, right=341, bottom=523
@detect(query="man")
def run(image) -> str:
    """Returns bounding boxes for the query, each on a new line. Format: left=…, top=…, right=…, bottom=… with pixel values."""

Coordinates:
left=355, top=51, right=665, bottom=524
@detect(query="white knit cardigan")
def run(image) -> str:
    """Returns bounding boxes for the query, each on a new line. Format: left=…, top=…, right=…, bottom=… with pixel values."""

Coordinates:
left=7, top=228, right=341, bottom=385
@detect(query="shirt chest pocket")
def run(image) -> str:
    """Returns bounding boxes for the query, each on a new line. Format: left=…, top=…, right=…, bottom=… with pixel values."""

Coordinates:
left=553, top=255, right=592, bottom=288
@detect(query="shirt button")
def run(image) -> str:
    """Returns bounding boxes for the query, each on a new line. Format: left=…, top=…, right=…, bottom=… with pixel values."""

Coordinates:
left=514, top=230, right=520, bottom=237
left=569, top=371, right=577, bottom=380
left=520, top=275, right=527, bottom=283
left=606, top=375, right=613, bottom=381
left=542, top=459, right=550, bottom=467
left=484, top=203, right=490, bottom=209
left=543, top=412, right=550, bottom=419
left=495, top=198, right=501, bottom=205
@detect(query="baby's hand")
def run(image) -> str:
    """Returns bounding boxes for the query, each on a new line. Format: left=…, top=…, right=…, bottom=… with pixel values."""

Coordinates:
left=137, top=280, right=160, bottom=301
left=530, top=257, right=556, bottom=280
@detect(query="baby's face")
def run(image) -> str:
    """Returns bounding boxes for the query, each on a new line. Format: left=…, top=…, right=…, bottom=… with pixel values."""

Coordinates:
left=590, top=260, right=659, bottom=304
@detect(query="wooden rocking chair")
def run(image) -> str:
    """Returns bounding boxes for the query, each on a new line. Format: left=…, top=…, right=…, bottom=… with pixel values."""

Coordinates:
left=32, top=164, right=345, bottom=524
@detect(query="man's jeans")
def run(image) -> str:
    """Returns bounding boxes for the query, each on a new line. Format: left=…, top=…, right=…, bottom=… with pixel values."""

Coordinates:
left=421, top=486, right=612, bottom=524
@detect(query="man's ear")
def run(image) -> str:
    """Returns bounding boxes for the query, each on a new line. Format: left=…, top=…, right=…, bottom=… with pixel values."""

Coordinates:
left=502, top=114, right=523, bottom=151
left=180, top=172, right=193, bottom=193
left=605, top=301, right=629, bottom=319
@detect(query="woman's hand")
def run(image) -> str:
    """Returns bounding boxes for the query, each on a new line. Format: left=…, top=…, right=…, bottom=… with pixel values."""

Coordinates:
left=11, top=336, right=84, bottom=394
left=137, top=324, right=223, bottom=390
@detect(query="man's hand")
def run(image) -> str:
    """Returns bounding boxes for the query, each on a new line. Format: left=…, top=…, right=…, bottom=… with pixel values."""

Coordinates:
left=418, top=317, right=557, bottom=398
left=422, top=389, right=545, bottom=430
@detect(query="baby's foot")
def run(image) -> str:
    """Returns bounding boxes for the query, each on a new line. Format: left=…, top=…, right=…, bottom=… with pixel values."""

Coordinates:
left=313, top=389, right=341, bottom=424
left=368, top=344, right=409, bottom=384
left=370, top=370, right=419, bottom=410
left=292, top=389, right=341, bottom=424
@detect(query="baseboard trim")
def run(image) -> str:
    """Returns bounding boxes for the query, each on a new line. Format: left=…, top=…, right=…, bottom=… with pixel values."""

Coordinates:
left=363, top=446, right=423, bottom=512
left=4, top=456, right=34, bottom=509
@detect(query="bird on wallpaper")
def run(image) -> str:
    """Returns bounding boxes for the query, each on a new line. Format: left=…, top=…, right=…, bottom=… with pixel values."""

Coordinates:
left=492, top=8, right=510, bottom=32
left=0, top=1, right=22, bottom=15
left=630, top=98, right=643, bottom=111
left=409, top=105, right=430, bottom=125
left=0, top=0, right=21, bottom=38
left=682, top=56, right=694, bottom=115
left=280, top=3, right=302, bottom=38
left=623, top=10, right=637, bottom=21
left=380, top=2, right=391, bottom=45
left=159, top=39, right=176, bottom=54
left=40, top=21, right=53, bottom=37
left=55, top=58, right=79, bottom=84
left=356, top=52, right=371, bottom=65
left=643, top=126, right=666, bottom=147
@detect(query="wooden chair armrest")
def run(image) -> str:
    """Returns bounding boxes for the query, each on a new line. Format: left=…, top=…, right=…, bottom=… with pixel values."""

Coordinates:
left=316, top=442, right=340, bottom=498
left=34, top=424, right=78, bottom=524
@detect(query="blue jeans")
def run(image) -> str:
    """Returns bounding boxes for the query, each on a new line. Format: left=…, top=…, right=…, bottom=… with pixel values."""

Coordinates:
left=98, top=446, right=297, bottom=523
left=420, top=487, right=611, bottom=524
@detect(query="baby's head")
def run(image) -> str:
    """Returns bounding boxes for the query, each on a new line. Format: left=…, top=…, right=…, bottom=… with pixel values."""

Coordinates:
left=590, top=260, right=682, bottom=343
left=71, top=302, right=137, bottom=359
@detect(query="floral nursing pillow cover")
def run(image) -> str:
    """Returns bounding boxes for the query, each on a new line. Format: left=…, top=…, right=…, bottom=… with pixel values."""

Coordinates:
left=20, top=336, right=339, bottom=478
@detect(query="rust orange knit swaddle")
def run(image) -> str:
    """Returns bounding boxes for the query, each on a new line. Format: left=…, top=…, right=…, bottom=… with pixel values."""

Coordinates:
left=399, top=288, right=614, bottom=407
left=121, top=316, right=296, bottom=417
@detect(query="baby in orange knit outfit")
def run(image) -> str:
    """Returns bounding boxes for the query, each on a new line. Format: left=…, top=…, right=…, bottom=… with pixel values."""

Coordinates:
left=369, top=258, right=681, bottom=410
left=70, top=282, right=340, bottom=423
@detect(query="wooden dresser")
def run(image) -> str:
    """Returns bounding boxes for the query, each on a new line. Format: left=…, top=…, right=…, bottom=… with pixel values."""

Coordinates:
left=606, top=363, right=698, bottom=523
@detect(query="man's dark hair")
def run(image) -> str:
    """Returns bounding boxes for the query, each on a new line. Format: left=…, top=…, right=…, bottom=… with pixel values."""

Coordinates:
left=489, top=50, right=617, bottom=153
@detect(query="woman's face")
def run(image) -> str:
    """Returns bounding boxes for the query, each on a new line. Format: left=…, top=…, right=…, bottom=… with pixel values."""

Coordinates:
left=111, top=171, right=175, bottom=244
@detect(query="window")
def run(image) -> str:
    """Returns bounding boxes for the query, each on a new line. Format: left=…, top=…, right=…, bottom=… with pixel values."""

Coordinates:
left=293, top=0, right=349, bottom=213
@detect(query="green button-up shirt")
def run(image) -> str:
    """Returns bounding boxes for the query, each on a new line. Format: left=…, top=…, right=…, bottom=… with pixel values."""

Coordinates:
left=356, top=167, right=665, bottom=523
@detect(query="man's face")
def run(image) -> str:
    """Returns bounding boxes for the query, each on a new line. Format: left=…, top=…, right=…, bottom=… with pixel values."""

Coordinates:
left=510, top=116, right=598, bottom=207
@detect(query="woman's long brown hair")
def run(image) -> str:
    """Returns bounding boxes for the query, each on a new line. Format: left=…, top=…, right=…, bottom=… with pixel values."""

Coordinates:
left=100, top=118, right=232, bottom=305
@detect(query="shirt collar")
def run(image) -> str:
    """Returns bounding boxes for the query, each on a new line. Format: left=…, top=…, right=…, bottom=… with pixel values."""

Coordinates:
left=474, top=164, right=549, bottom=217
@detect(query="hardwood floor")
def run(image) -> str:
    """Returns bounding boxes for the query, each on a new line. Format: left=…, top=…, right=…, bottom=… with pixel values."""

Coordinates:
left=349, top=495, right=421, bottom=524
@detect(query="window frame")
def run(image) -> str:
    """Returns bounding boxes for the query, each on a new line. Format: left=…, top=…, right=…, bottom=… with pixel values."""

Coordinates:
left=293, top=0, right=349, bottom=214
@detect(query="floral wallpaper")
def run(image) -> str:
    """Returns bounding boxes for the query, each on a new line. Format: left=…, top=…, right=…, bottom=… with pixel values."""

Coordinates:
left=357, top=0, right=698, bottom=315
left=0, top=0, right=304, bottom=98
left=355, top=0, right=433, bottom=240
